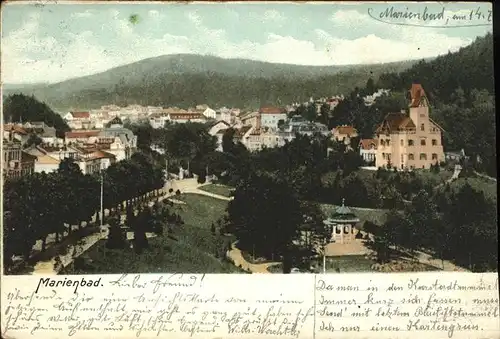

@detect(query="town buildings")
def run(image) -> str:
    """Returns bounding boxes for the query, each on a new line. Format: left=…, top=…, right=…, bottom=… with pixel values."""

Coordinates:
left=64, top=111, right=92, bottom=130
left=332, top=125, right=358, bottom=145
left=207, top=120, right=231, bottom=151
left=358, top=139, right=377, bottom=164
left=240, top=111, right=260, bottom=129
left=2, top=140, right=36, bottom=179
left=374, top=84, right=445, bottom=170
left=259, top=106, right=287, bottom=130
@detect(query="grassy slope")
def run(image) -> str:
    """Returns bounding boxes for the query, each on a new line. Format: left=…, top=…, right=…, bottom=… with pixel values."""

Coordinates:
left=198, top=184, right=234, bottom=197
left=63, top=194, right=241, bottom=274
left=446, top=176, right=497, bottom=203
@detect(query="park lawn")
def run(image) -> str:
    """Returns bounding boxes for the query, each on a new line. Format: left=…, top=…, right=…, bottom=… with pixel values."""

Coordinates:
left=198, top=184, right=234, bottom=197
left=320, top=203, right=389, bottom=229
left=63, top=194, right=241, bottom=274
left=314, top=255, right=376, bottom=273
left=414, top=168, right=454, bottom=186
left=449, top=176, right=497, bottom=202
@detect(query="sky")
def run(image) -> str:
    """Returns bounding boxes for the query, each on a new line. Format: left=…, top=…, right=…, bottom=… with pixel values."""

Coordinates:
left=1, top=1, right=493, bottom=84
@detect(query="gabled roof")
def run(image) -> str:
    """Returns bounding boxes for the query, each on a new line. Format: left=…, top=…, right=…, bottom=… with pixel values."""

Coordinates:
left=334, top=125, right=357, bottom=136
left=71, top=112, right=90, bottom=119
left=3, top=124, right=28, bottom=135
left=359, top=138, right=378, bottom=150
left=375, top=112, right=416, bottom=134
left=429, top=118, right=445, bottom=132
left=409, top=84, right=427, bottom=108
left=23, top=145, right=48, bottom=156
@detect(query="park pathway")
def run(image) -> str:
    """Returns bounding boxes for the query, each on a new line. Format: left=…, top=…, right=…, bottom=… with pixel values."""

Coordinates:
left=414, top=250, right=469, bottom=272
left=473, top=170, right=497, bottom=182
left=31, top=179, right=203, bottom=275
left=227, top=242, right=280, bottom=273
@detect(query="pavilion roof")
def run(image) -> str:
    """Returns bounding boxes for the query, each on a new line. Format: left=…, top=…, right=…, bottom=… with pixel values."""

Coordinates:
left=324, top=198, right=360, bottom=223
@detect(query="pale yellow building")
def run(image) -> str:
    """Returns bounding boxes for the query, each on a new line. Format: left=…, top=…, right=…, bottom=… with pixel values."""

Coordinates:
left=375, top=84, right=445, bottom=170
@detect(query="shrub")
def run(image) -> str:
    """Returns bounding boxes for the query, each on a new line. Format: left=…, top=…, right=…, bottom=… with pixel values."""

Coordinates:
left=169, top=188, right=174, bottom=193
left=73, top=257, right=86, bottom=270
left=175, top=189, right=181, bottom=196
left=106, top=218, right=127, bottom=249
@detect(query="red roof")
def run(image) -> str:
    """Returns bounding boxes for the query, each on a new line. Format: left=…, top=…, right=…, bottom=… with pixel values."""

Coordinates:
left=88, top=150, right=116, bottom=160
left=409, top=84, right=427, bottom=108
left=334, top=126, right=357, bottom=136
left=3, top=124, right=28, bottom=135
left=65, top=130, right=100, bottom=138
left=71, top=112, right=90, bottom=119
left=375, top=113, right=416, bottom=134
left=259, top=106, right=285, bottom=114
left=359, top=139, right=378, bottom=150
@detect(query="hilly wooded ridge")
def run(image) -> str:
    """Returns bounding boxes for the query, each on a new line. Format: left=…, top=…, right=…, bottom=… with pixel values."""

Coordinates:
left=2, top=33, right=493, bottom=114
left=3, top=55, right=424, bottom=112
left=377, top=33, right=494, bottom=104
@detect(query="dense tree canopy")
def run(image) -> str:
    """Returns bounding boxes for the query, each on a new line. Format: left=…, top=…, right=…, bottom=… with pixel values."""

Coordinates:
left=226, top=173, right=303, bottom=258
left=3, top=151, right=165, bottom=270
left=3, top=94, right=70, bottom=138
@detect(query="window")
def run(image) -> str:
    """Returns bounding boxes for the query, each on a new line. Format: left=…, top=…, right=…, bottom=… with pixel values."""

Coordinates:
left=386, top=139, right=390, bottom=146
left=408, top=139, right=414, bottom=146
left=382, top=153, right=386, bottom=159
left=420, top=139, right=426, bottom=146
left=432, top=153, right=438, bottom=160
left=421, top=123, right=425, bottom=131
left=380, top=140, right=385, bottom=146
left=420, top=153, right=427, bottom=160
left=400, top=140, right=404, bottom=146
left=407, top=153, right=414, bottom=160
left=432, top=139, right=437, bottom=146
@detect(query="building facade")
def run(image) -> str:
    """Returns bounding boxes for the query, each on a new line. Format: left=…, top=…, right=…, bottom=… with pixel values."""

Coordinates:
left=2, top=140, right=35, bottom=179
left=359, top=139, right=377, bottom=163
left=259, top=107, right=287, bottom=130
left=375, top=84, right=445, bottom=170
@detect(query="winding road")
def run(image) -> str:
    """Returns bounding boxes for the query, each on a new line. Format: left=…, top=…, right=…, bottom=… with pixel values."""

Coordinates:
left=29, top=178, right=233, bottom=275
left=27, top=174, right=472, bottom=275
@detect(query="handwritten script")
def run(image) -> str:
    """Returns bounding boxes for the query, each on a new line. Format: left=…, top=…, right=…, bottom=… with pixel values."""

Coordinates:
left=368, top=5, right=492, bottom=28
left=1, top=273, right=498, bottom=339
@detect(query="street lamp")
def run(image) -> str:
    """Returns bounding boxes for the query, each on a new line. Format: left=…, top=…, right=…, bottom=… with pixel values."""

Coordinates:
left=100, top=164, right=104, bottom=228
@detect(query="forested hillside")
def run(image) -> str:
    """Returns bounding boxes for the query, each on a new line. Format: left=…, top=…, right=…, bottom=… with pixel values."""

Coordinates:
left=377, top=33, right=494, bottom=104
left=2, top=55, right=421, bottom=112
left=321, top=33, right=495, bottom=176
left=3, top=94, right=70, bottom=138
